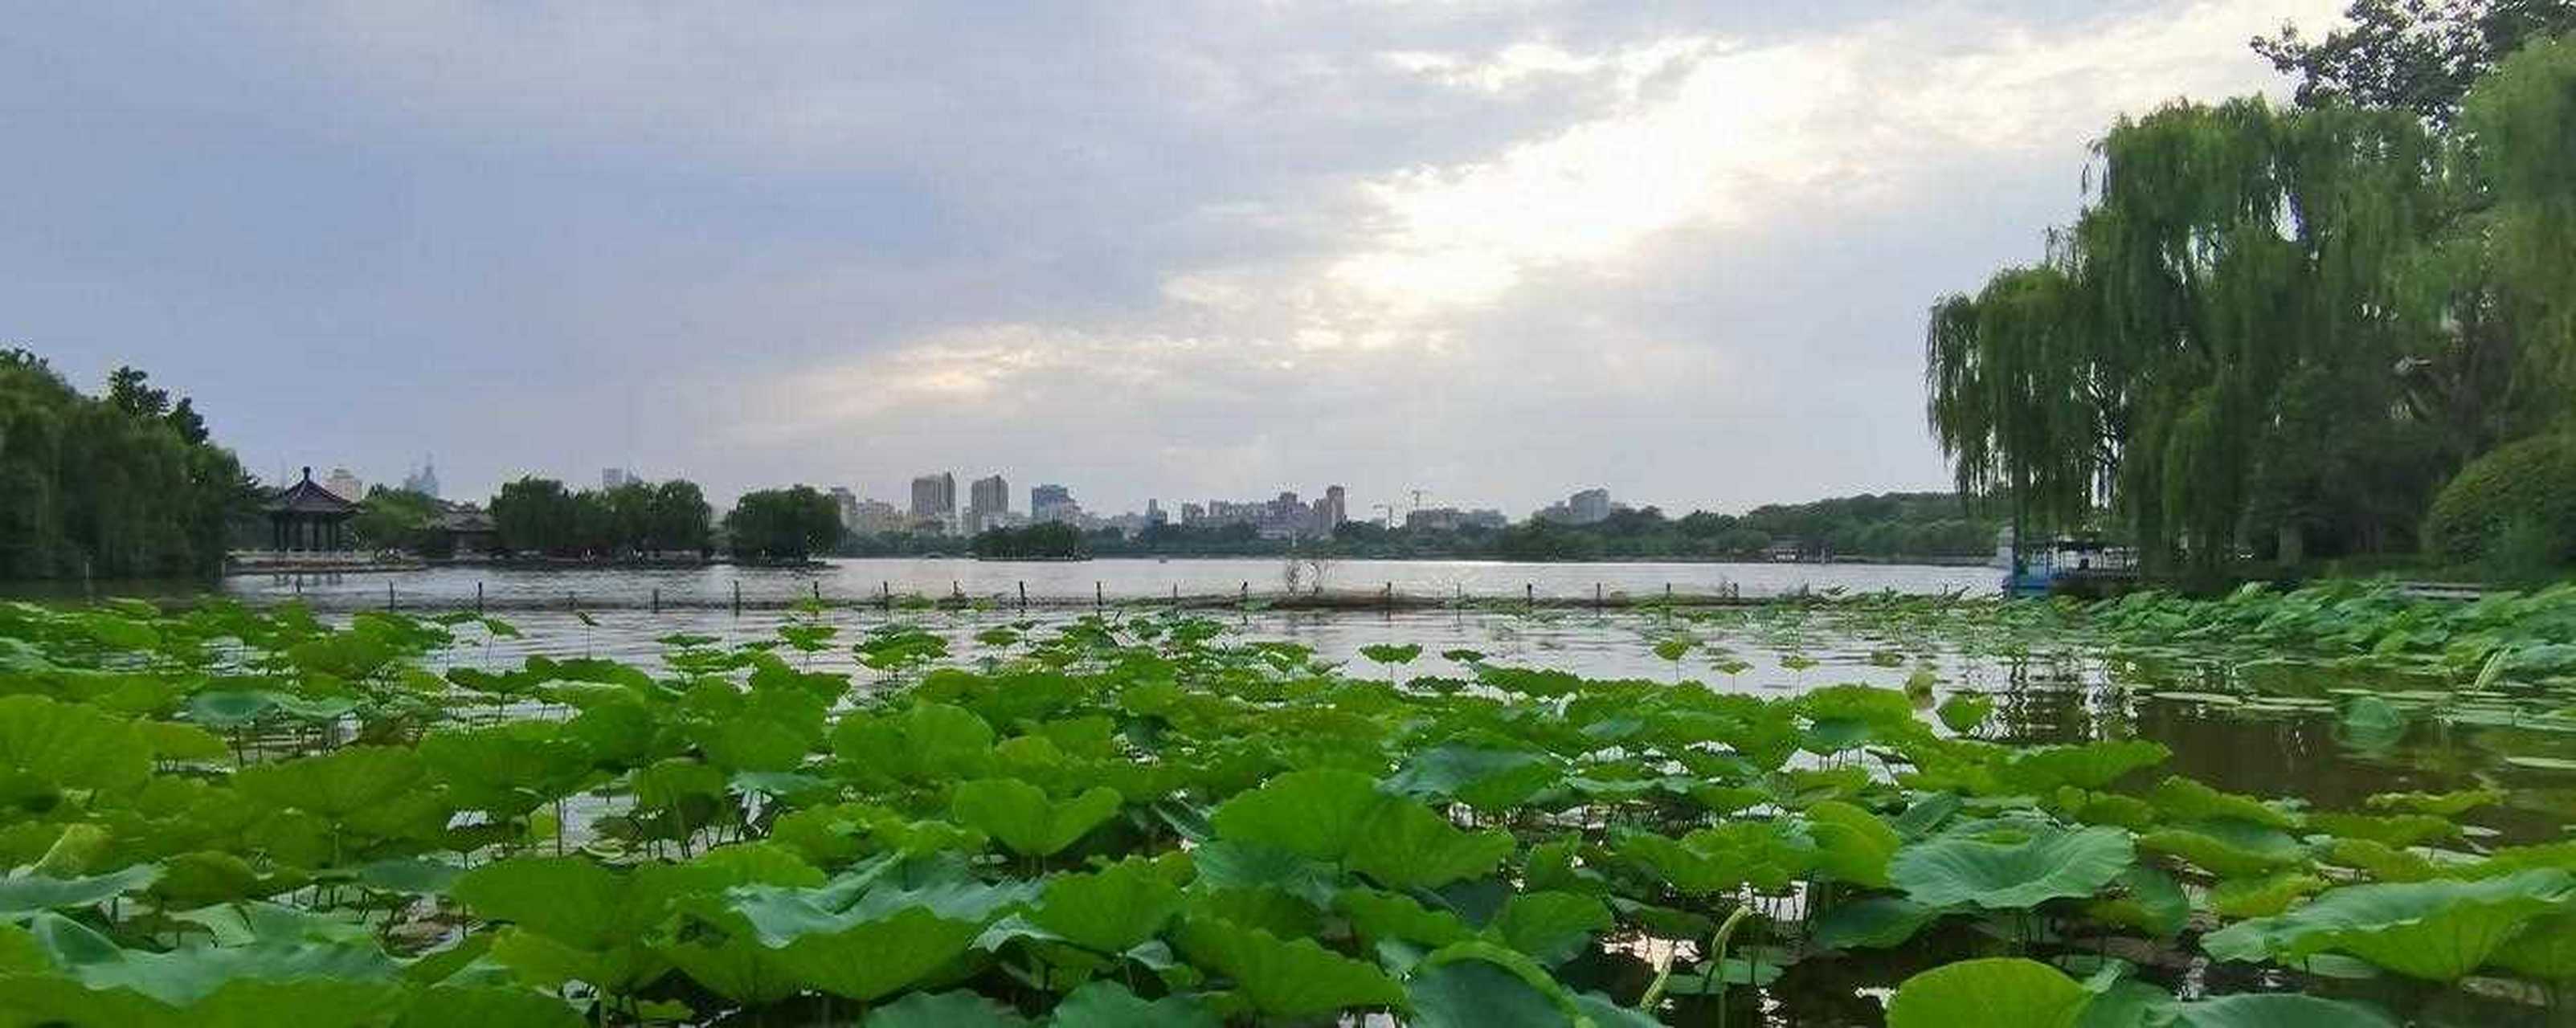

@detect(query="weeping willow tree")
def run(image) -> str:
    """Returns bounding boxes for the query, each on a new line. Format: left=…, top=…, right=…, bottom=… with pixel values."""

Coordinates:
left=1929, top=96, right=2452, bottom=573
left=2464, top=36, right=2576, bottom=401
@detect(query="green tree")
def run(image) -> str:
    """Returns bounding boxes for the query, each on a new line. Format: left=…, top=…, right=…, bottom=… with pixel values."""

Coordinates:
left=351, top=487, right=440, bottom=553
left=2254, top=0, right=2576, bottom=125
left=0, top=352, right=251, bottom=579
left=724, top=487, right=840, bottom=561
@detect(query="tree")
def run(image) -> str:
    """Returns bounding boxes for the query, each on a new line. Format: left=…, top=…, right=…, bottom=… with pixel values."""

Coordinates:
left=351, top=487, right=440, bottom=553
left=2254, top=0, right=2576, bottom=125
left=491, top=477, right=577, bottom=556
left=724, top=487, right=840, bottom=561
left=969, top=521, right=1087, bottom=560
left=0, top=353, right=251, bottom=579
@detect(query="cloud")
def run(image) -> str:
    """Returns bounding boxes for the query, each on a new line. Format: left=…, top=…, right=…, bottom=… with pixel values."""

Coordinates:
left=7, top=0, right=2345, bottom=516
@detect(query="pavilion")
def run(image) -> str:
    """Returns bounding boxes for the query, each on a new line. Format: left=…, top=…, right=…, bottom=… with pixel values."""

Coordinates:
left=264, top=467, right=359, bottom=552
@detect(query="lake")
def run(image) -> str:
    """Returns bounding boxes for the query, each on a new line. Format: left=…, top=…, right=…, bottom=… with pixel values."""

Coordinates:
left=208, top=557, right=2000, bottom=610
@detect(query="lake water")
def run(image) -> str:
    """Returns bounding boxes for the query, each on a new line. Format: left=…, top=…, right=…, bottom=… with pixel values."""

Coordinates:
left=406, top=601, right=2562, bottom=832
left=210, top=557, right=1998, bottom=610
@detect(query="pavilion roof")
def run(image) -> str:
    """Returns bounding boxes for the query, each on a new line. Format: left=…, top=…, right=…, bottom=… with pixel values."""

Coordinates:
left=264, top=468, right=360, bottom=514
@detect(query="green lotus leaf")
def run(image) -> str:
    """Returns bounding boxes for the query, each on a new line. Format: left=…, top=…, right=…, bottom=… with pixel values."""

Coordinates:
left=2202, top=868, right=2576, bottom=981
left=1488, top=890, right=1612, bottom=965
left=393, top=985, right=589, bottom=1028
left=2085, top=866, right=2188, bottom=937
left=1359, top=643, right=1423, bottom=666
left=950, top=779, right=1122, bottom=858
left=1405, top=956, right=1564, bottom=1028
left=1173, top=916, right=1404, bottom=1018
left=1048, top=980, right=1221, bottom=1027
left=1190, top=884, right=1322, bottom=940
left=233, top=744, right=440, bottom=842
left=832, top=701, right=995, bottom=783
left=1208, top=769, right=1383, bottom=862
left=774, top=906, right=986, bottom=1001
left=1343, top=798, right=1514, bottom=889
left=452, top=858, right=709, bottom=953
left=2146, top=777, right=2299, bottom=830
left=1188, top=839, right=1339, bottom=907
left=1686, top=820, right=1821, bottom=892
left=1806, top=800, right=1901, bottom=887
left=2308, top=812, right=2458, bottom=848
left=1384, top=745, right=1563, bottom=812
left=1936, top=694, right=1995, bottom=733
left=2489, top=908, right=2576, bottom=980
left=1810, top=895, right=1944, bottom=949
left=1030, top=858, right=1184, bottom=953
left=1335, top=887, right=1474, bottom=948
left=2167, top=993, right=2399, bottom=1027
left=2136, top=826, right=2298, bottom=879
left=1885, top=957, right=2091, bottom=1028
left=139, top=720, right=227, bottom=761
left=419, top=724, right=592, bottom=819
left=2001, top=740, right=2169, bottom=792
left=690, top=842, right=827, bottom=888
left=862, top=989, right=1032, bottom=1026
left=1891, top=825, right=2134, bottom=910
left=660, top=934, right=803, bottom=1006
left=0, top=863, right=160, bottom=917
left=2208, top=871, right=2325, bottom=918
left=0, top=694, right=153, bottom=794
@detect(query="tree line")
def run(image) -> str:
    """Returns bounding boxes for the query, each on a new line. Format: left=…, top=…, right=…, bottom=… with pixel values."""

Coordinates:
left=1927, top=2, right=2576, bottom=578
left=487, top=477, right=714, bottom=558
left=0, top=353, right=252, bottom=579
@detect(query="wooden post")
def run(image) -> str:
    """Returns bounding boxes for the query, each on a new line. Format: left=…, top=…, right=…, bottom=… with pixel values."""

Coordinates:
left=1525, top=583, right=1533, bottom=610
left=1094, top=581, right=1103, bottom=610
left=882, top=581, right=891, bottom=610
left=1241, top=581, right=1249, bottom=604
left=812, top=581, right=821, bottom=603
left=733, top=580, right=742, bottom=616
left=1019, top=581, right=1027, bottom=609
left=1171, top=583, right=1179, bottom=603
left=1595, top=582, right=1602, bottom=609
left=476, top=581, right=483, bottom=614
left=652, top=586, right=660, bottom=614
left=1384, top=581, right=1392, bottom=610
left=386, top=581, right=395, bottom=610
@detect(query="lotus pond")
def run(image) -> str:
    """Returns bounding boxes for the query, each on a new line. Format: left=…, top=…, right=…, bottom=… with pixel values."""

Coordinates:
left=2, top=581, right=2575, bottom=1026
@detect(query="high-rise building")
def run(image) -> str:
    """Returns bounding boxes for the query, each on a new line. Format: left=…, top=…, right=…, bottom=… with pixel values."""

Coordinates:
left=1146, top=499, right=1167, bottom=525
left=322, top=467, right=365, bottom=502
left=968, top=475, right=1010, bottom=516
left=910, top=472, right=956, bottom=520
left=400, top=456, right=440, bottom=500
left=603, top=467, right=640, bottom=489
left=1323, top=485, right=1347, bottom=528
left=1031, top=483, right=1076, bottom=523
left=1570, top=487, right=1613, bottom=524
left=1539, top=487, right=1614, bottom=525
left=828, top=487, right=859, bottom=529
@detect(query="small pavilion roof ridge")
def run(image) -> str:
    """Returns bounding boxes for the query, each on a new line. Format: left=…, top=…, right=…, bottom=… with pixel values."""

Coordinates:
left=265, top=465, right=361, bottom=513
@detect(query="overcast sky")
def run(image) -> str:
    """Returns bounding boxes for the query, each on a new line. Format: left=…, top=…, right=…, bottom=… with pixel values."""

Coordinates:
left=12, top=1, right=2341, bottom=518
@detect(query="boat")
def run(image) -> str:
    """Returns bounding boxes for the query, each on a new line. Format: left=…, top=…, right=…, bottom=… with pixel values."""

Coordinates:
left=1997, top=529, right=2137, bottom=597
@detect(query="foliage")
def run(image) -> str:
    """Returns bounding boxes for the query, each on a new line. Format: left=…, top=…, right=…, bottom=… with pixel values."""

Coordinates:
left=2254, top=0, right=2576, bottom=125
left=2, top=592, right=2575, bottom=1024
left=2422, top=431, right=2576, bottom=568
left=967, top=522, right=1088, bottom=561
left=0, top=353, right=252, bottom=579
left=490, top=477, right=710, bottom=558
left=722, top=487, right=839, bottom=561
left=1928, top=14, right=2576, bottom=573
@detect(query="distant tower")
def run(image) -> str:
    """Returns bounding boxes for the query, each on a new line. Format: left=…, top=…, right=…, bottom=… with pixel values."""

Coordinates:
left=1324, top=485, right=1347, bottom=527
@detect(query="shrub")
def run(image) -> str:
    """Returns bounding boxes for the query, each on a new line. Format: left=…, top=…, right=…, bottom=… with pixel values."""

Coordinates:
left=2423, top=434, right=2576, bottom=569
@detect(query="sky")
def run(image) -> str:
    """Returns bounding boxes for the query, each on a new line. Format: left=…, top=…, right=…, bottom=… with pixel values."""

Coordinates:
left=8, top=0, right=2345, bottom=519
